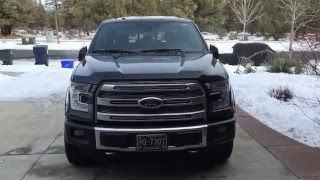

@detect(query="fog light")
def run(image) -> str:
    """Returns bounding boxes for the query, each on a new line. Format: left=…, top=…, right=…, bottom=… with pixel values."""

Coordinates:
left=73, top=130, right=85, bottom=137
left=217, top=126, right=228, bottom=133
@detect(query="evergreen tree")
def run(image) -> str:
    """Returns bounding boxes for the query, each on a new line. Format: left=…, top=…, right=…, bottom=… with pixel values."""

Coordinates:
left=2, top=0, right=311, bottom=38
left=30, top=1, right=47, bottom=33
left=126, top=0, right=158, bottom=16
left=0, top=0, right=35, bottom=35
left=89, top=0, right=127, bottom=25
left=223, top=3, right=240, bottom=32
left=253, top=0, right=287, bottom=40
left=159, top=0, right=196, bottom=19
left=193, top=0, right=227, bottom=31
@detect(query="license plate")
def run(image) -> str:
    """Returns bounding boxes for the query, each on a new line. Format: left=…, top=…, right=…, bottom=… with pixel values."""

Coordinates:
left=136, top=134, right=167, bottom=151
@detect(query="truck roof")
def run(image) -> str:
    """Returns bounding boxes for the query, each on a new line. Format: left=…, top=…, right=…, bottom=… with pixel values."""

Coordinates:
left=102, top=16, right=192, bottom=24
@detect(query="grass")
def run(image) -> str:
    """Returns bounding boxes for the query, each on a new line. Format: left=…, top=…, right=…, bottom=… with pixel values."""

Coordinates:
left=265, top=52, right=304, bottom=74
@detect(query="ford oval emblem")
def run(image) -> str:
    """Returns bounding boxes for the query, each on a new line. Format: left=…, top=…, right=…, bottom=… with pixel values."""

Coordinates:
left=138, top=97, right=163, bottom=109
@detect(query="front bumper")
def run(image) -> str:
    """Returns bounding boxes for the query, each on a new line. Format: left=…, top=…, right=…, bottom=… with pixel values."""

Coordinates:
left=65, top=118, right=236, bottom=152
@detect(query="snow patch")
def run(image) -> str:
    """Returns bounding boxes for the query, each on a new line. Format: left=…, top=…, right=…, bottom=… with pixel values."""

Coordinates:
left=224, top=65, right=320, bottom=147
left=0, top=38, right=302, bottom=53
left=0, top=60, right=75, bottom=101
left=0, top=40, right=91, bottom=51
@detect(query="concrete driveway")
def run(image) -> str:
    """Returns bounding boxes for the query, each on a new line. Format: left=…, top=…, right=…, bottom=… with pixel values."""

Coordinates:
left=0, top=98, right=297, bottom=180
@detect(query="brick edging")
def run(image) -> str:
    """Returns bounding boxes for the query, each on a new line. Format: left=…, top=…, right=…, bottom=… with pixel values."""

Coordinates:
left=236, top=106, right=320, bottom=179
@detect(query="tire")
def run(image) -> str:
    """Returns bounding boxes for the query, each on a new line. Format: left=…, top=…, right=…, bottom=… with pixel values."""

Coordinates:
left=200, top=141, right=234, bottom=164
left=64, top=140, right=89, bottom=166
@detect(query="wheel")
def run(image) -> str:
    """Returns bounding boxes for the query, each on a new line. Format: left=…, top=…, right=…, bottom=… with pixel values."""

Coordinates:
left=215, top=141, right=233, bottom=163
left=64, top=140, right=89, bottom=166
left=200, top=141, right=234, bottom=164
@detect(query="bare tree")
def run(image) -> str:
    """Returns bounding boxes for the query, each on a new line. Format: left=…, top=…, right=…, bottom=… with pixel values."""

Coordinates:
left=297, top=35, right=320, bottom=76
left=293, top=95, right=320, bottom=126
left=45, top=0, right=62, bottom=44
left=276, top=0, right=320, bottom=58
left=229, top=0, right=264, bottom=41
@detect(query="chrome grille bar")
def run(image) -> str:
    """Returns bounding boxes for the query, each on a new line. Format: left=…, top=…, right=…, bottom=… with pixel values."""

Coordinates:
left=97, top=96, right=204, bottom=107
left=97, top=110, right=205, bottom=122
left=100, top=82, right=200, bottom=92
left=95, top=81, right=206, bottom=124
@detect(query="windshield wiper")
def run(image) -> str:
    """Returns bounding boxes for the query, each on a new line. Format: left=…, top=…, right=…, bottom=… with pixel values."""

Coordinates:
left=92, top=49, right=136, bottom=54
left=140, top=49, right=185, bottom=53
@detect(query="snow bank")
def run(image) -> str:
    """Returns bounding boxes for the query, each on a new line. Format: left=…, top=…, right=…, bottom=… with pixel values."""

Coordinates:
left=0, top=38, right=301, bottom=53
left=225, top=64, right=320, bottom=147
left=0, top=60, right=75, bottom=101
left=0, top=40, right=91, bottom=51
left=0, top=73, right=14, bottom=82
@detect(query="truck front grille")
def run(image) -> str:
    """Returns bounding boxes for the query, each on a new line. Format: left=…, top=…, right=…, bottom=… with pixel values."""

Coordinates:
left=95, top=81, right=206, bottom=127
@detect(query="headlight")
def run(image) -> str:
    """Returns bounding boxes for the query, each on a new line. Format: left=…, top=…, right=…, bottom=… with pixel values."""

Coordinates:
left=205, top=80, right=230, bottom=111
left=69, top=82, right=92, bottom=112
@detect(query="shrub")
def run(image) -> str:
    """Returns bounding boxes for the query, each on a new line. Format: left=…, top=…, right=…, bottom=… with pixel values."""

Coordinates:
left=235, top=57, right=256, bottom=74
left=241, top=35, right=249, bottom=41
left=244, top=63, right=256, bottom=73
left=211, top=27, right=227, bottom=39
left=265, top=52, right=304, bottom=74
left=229, top=32, right=238, bottom=40
left=268, top=86, right=294, bottom=102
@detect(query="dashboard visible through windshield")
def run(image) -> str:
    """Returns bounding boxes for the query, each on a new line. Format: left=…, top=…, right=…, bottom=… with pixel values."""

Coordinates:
left=90, top=22, right=208, bottom=53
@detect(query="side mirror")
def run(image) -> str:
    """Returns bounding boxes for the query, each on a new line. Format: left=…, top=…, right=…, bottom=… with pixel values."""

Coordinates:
left=78, top=46, right=87, bottom=61
left=210, top=45, right=220, bottom=59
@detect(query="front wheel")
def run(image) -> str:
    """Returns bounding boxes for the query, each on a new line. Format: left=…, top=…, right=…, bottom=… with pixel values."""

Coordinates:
left=65, top=140, right=89, bottom=166
left=200, top=141, right=233, bottom=163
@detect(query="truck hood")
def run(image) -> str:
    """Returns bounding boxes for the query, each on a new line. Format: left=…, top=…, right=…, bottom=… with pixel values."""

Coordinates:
left=71, top=53, right=228, bottom=84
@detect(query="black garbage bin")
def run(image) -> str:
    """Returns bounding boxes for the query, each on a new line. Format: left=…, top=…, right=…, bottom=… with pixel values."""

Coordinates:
left=0, top=49, right=13, bottom=65
left=33, top=45, right=49, bottom=66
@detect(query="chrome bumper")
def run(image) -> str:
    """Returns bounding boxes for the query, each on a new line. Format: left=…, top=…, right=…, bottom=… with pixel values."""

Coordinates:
left=94, top=118, right=235, bottom=152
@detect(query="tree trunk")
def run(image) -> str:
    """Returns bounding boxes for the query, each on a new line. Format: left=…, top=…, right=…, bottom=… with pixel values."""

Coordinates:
left=41, top=26, right=44, bottom=36
left=243, top=24, right=246, bottom=41
left=85, top=24, right=89, bottom=36
left=289, top=23, right=294, bottom=59
left=193, top=0, right=202, bottom=29
left=78, top=29, right=82, bottom=39
left=54, top=0, right=60, bottom=44
left=54, top=12, right=60, bottom=44
left=1, top=25, right=13, bottom=36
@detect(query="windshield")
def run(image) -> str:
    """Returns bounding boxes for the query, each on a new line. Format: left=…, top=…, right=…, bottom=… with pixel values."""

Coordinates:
left=90, top=22, right=208, bottom=53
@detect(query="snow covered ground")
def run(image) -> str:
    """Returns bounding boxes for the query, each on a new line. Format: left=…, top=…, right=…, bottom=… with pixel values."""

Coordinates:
left=0, top=60, right=75, bottom=101
left=0, top=59, right=319, bottom=147
left=0, top=39, right=91, bottom=51
left=0, top=36, right=299, bottom=53
left=225, top=65, right=320, bottom=147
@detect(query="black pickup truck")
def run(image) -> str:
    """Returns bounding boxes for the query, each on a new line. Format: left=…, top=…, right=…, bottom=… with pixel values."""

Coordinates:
left=64, top=16, right=236, bottom=165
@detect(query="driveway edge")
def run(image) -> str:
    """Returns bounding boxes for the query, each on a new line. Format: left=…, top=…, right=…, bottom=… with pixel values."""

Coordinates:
left=236, top=106, right=320, bottom=179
